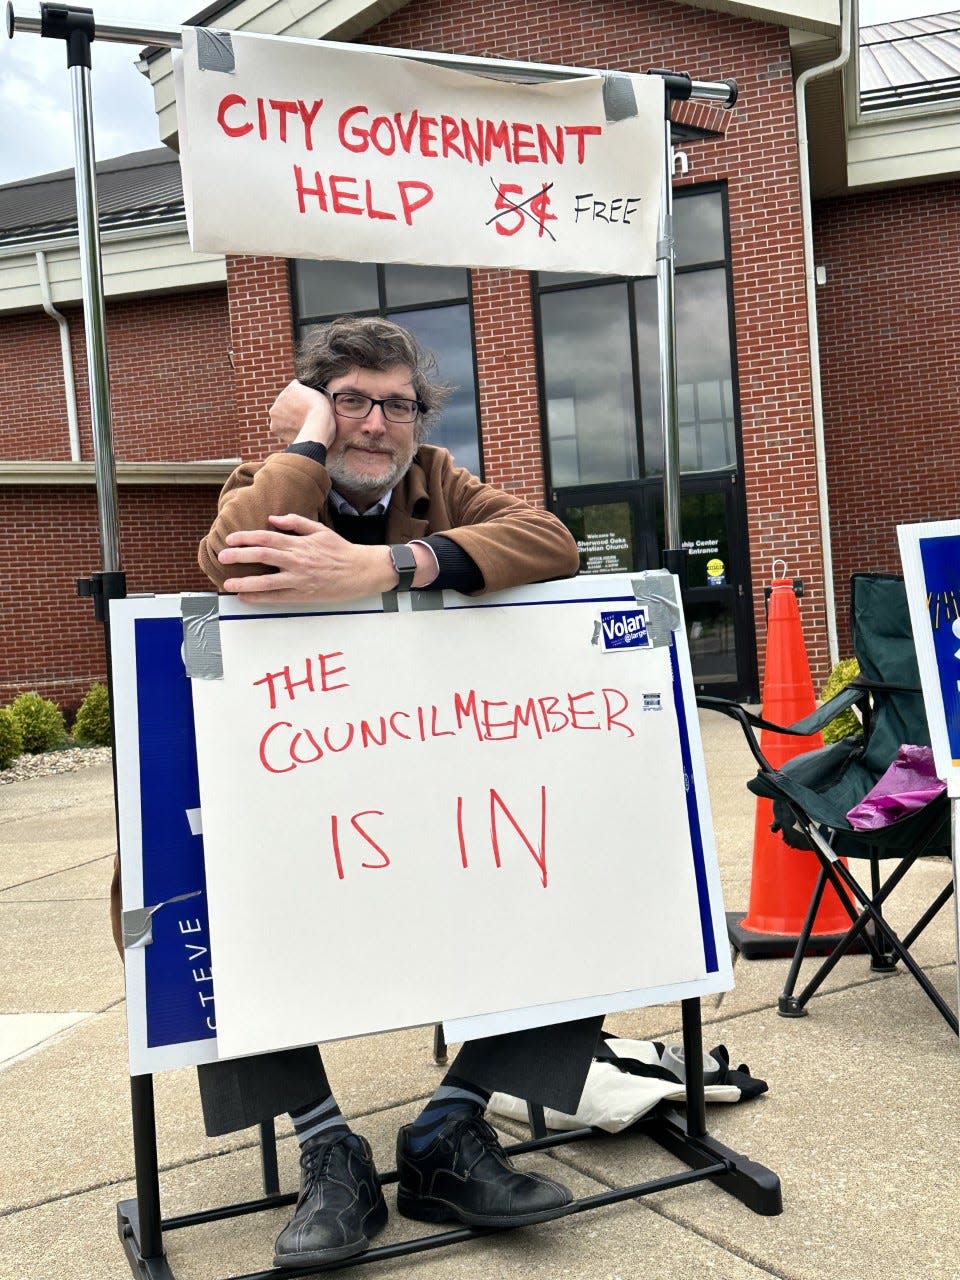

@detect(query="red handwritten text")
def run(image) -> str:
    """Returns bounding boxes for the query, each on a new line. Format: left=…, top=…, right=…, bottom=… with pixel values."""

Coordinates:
left=214, top=93, right=603, bottom=170
left=329, top=809, right=391, bottom=880
left=337, top=107, right=602, bottom=167
left=257, top=686, right=634, bottom=775
left=216, top=94, right=324, bottom=149
left=253, top=652, right=348, bottom=709
left=294, top=167, right=434, bottom=225
left=324, top=789, right=549, bottom=887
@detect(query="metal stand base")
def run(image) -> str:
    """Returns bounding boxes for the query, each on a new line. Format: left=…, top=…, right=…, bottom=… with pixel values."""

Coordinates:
left=117, top=1121, right=781, bottom=1280
left=117, top=1198, right=177, bottom=1280
left=641, top=1108, right=782, bottom=1215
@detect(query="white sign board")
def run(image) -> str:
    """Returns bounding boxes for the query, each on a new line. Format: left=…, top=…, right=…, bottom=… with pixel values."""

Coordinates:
left=174, top=29, right=663, bottom=276
left=112, top=578, right=732, bottom=1075
left=898, top=521, right=960, bottom=798
left=898, top=520, right=960, bottom=1009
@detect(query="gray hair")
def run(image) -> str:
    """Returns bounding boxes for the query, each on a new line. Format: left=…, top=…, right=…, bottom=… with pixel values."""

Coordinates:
left=295, top=316, right=451, bottom=430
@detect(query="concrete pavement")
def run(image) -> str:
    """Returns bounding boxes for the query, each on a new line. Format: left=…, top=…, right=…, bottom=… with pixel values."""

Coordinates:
left=1, top=712, right=958, bottom=1280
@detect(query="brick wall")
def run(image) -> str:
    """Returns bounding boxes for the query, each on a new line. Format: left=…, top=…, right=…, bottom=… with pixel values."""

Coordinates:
left=0, top=287, right=234, bottom=714
left=0, top=486, right=219, bottom=715
left=360, top=0, right=824, bottom=682
left=226, top=255, right=297, bottom=461
left=471, top=269, right=545, bottom=505
left=814, top=180, right=960, bottom=657
left=1, top=289, right=235, bottom=463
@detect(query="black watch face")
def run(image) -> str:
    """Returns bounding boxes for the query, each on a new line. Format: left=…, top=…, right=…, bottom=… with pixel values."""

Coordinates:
left=391, top=545, right=417, bottom=589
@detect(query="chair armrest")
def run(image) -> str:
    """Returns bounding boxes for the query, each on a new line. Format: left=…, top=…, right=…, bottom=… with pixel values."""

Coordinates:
left=697, top=684, right=866, bottom=775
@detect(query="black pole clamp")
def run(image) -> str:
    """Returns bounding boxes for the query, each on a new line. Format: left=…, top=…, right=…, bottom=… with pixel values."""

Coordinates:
left=662, top=546, right=688, bottom=589
left=77, top=571, right=127, bottom=624
left=647, top=69, right=694, bottom=102
left=40, top=2, right=95, bottom=68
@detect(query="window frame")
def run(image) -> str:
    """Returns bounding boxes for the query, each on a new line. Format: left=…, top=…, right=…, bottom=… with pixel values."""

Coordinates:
left=533, top=181, right=743, bottom=496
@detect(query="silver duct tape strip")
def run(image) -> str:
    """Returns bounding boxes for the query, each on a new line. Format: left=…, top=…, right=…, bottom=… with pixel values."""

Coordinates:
left=197, top=29, right=235, bottom=73
left=182, top=595, right=223, bottom=679
left=123, top=890, right=203, bottom=950
left=657, top=215, right=675, bottom=261
left=410, top=590, right=444, bottom=611
left=602, top=74, right=638, bottom=121
left=631, top=570, right=680, bottom=647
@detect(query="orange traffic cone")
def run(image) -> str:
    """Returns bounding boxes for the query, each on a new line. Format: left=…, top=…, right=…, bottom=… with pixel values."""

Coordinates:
left=728, top=574, right=855, bottom=958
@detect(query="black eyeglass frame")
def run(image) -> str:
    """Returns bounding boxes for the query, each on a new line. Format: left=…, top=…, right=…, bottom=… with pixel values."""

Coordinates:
left=320, top=387, right=425, bottom=424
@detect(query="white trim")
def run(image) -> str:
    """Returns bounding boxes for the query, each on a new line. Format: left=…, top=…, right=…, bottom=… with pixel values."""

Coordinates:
left=0, top=226, right=226, bottom=313
left=0, top=460, right=238, bottom=486
left=0, top=218, right=197, bottom=260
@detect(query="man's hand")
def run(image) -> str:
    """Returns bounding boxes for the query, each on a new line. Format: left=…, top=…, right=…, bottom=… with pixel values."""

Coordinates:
left=268, top=381, right=337, bottom=449
left=219, top=514, right=395, bottom=602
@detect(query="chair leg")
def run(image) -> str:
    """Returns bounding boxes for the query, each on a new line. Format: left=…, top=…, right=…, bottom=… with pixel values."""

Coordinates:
left=901, top=880, right=955, bottom=950
left=778, top=866, right=829, bottom=1017
left=792, top=856, right=958, bottom=1035
left=526, top=1102, right=548, bottom=1139
left=868, top=855, right=897, bottom=971
left=780, top=854, right=909, bottom=1015
left=259, top=1120, right=280, bottom=1196
left=432, top=1022, right=447, bottom=1065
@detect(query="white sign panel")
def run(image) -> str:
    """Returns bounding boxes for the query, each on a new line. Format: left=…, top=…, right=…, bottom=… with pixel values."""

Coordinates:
left=174, top=29, right=663, bottom=276
left=190, top=578, right=728, bottom=1062
left=899, top=520, right=960, bottom=797
left=898, top=520, right=960, bottom=1006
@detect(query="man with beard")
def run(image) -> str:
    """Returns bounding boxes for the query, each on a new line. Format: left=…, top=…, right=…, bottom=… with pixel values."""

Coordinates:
left=196, top=316, right=601, bottom=1270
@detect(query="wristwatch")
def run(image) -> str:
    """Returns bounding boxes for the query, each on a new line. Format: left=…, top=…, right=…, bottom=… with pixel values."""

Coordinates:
left=388, top=543, right=417, bottom=591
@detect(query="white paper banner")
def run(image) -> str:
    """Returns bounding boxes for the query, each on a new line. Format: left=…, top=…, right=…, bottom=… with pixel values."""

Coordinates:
left=175, top=29, right=663, bottom=276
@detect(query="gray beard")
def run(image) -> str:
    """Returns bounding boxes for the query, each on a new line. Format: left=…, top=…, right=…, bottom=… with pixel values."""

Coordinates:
left=326, top=448, right=413, bottom=504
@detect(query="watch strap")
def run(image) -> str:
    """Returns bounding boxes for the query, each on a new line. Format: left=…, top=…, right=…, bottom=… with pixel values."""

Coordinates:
left=389, top=543, right=417, bottom=591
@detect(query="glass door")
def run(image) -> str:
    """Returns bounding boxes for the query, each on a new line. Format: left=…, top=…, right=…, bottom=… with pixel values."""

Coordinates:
left=649, top=479, right=756, bottom=699
left=554, top=478, right=757, bottom=700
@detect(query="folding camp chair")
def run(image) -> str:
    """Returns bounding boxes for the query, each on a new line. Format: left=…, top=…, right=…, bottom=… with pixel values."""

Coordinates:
left=700, top=572, right=957, bottom=1035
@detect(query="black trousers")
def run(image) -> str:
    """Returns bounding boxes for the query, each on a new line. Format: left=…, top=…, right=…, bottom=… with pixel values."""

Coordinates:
left=198, top=1016, right=603, bottom=1137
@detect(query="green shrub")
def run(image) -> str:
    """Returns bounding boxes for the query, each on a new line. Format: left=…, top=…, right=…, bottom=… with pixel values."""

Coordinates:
left=73, top=682, right=112, bottom=746
left=820, top=658, right=862, bottom=744
left=9, top=692, right=67, bottom=754
left=0, top=707, right=23, bottom=770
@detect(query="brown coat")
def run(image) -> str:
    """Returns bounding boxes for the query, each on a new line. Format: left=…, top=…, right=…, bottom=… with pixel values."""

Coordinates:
left=198, top=444, right=580, bottom=594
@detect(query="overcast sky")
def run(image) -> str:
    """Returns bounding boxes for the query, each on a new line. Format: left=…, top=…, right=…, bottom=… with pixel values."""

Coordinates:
left=0, top=0, right=953, bottom=187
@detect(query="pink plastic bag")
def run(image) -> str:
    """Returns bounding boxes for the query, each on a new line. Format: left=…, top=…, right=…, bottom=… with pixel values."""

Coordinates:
left=846, top=744, right=946, bottom=831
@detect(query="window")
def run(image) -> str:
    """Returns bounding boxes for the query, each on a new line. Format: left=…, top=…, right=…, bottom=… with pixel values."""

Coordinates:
left=538, top=186, right=738, bottom=486
left=290, top=261, right=481, bottom=475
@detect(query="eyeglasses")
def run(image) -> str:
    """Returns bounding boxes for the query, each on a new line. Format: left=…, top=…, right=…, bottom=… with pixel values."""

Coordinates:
left=322, top=388, right=424, bottom=424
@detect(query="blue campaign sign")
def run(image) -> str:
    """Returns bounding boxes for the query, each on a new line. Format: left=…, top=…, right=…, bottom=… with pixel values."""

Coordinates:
left=111, top=601, right=220, bottom=1074
left=597, top=606, right=650, bottom=652
left=111, top=577, right=731, bottom=1074
left=135, top=617, right=216, bottom=1052
left=917, top=534, right=960, bottom=767
left=899, top=520, right=960, bottom=797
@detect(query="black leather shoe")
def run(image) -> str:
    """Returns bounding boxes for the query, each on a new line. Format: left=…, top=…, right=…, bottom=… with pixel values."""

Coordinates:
left=273, top=1131, right=387, bottom=1268
left=396, top=1111, right=572, bottom=1228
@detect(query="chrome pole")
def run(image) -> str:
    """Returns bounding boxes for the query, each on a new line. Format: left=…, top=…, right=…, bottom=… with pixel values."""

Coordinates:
left=648, top=70, right=737, bottom=575
left=69, top=44, right=121, bottom=570
left=656, top=92, right=682, bottom=560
